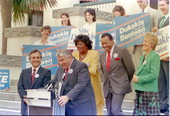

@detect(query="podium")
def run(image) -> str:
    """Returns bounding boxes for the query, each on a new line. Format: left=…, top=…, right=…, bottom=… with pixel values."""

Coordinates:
left=26, top=89, right=53, bottom=115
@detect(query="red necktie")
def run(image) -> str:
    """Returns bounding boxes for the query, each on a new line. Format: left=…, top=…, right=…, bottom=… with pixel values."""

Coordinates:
left=106, top=51, right=111, bottom=71
left=32, top=69, right=36, bottom=84
left=64, top=68, right=68, bottom=80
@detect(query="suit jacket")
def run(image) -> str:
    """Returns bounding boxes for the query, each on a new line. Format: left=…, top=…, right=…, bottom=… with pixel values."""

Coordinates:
left=18, top=66, right=51, bottom=99
left=133, top=50, right=160, bottom=92
left=147, top=6, right=161, bottom=30
left=100, top=46, right=135, bottom=97
left=53, top=58, right=96, bottom=115
left=17, top=66, right=51, bottom=115
left=158, top=16, right=169, bottom=29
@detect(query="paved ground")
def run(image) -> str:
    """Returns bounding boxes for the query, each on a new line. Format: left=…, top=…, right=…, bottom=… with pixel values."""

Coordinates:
left=0, top=108, right=167, bottom=115
left=0, top=108, right=133, bottom=115
left=0, top=108, right=21, bottom=115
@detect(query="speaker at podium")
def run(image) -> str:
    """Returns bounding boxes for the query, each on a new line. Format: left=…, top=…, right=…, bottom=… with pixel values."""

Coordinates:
left=26, top=88, right=65, bottom=115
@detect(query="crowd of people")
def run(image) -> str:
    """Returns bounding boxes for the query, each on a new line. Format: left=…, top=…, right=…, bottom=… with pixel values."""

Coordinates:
left=17, top=0, right=169, bottom=115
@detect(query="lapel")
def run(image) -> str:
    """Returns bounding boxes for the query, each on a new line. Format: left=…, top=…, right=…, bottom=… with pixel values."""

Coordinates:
left=109, top=45, right=118, bottom=72
left=159, top=16, right=169, bottom=28
left=163, top=17, right=169, bottom=27
left=60, top=58, right=77, bottom=95
left=27, top=68, right=32, bottom=87
left=136, top=55, right=145, bottom=75
left=136, top=50, right=154, bottom=75
left=101, top=51, right=107, bottom=72
left=31, top=66, right=42, bottom=88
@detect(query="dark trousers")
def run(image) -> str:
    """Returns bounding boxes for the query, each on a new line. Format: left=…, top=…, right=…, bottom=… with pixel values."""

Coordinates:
left=158, top=60, right=169, bottom=111
left=21, top=100, right=28, bottom=115
left=105, top=92, right=125, bottom=115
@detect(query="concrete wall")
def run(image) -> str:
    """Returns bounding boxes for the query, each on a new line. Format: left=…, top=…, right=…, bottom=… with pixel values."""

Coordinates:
left=0, top=66, right=21, bottom=80
left=5, top=26, right=41, bottom=56
left=7, top=36, right=40, bottom=56
left=54, top=15, right=109, bottom=28
left=0, top=55, right=21, bottom=81
left=53, top=7, right=112, bottom=28
left=0, top=5, right=2, bottom=54
left=43, top=0, right=79, bottom=26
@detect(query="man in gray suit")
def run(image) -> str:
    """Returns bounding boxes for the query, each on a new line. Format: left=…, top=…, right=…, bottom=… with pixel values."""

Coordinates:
left=50, top=49, right=96, bottom=115
left=130, top=0, right=162, bottom=71
left=137, top=0, right=161, bottom=29
left=100, top=33, right=135, bottom=115
left=152, top=0, right=169, bottom=113
left=17, top=49, right=51, bottom=115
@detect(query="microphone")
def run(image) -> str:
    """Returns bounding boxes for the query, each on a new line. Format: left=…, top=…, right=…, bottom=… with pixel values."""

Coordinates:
left=44, top=80, right=56, bottom=90
left=47, top=83, right=53, bottom=91
left=48, top=80, right=56, bottom=85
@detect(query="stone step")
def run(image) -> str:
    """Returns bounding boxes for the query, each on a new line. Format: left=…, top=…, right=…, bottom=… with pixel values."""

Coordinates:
left=122, top=100, right=134, bottom=110
left=0, top=99, right=133, bottom=112
left=0, top=108, right=21, bottom=115
left=0, top=91, right=20, bottom=101
left=124, top=91, right=135, bottom=100
left=0, top=100, right=21, bottom=110
left=10, top=80, right=18, bottom=86
left=0, top=97, right=134, bottom=111
left=0, top=86, right=17, bottom=93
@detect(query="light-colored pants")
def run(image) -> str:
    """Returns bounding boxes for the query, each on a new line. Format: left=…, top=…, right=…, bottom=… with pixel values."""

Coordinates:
left=53, top=99, right=65, bottom=115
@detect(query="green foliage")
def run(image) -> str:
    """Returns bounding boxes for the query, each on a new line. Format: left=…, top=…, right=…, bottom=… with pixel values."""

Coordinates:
left=11, top=0, right=57, bottom=23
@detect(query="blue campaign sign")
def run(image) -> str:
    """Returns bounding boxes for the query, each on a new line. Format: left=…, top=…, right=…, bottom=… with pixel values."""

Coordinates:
left=96, top=23, right=116, bottom=52
left=114, top=13, right=150, bottom=47
left=0, top=70, right=10, bottom=90
left=49, top=26, right=75, bottom=48
left=22, top=45, right=65, bottom=75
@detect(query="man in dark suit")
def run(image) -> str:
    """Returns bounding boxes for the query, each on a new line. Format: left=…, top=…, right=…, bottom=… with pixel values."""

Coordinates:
left=17, top=49, right=51, bottom=115
left=152, top=0, right=169, bottom=113
left=50, top=49, right=96, bottom=115
left=100, top=33, right=135, bottom=115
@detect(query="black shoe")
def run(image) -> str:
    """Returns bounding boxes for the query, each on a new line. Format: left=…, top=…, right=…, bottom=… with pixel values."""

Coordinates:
left=160, top=109, right=168, bottom=113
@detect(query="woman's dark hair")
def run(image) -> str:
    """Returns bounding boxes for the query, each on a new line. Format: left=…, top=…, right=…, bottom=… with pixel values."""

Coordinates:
left=84, top=8, right=96, bottom=22
left=41, top=25, right=51, bottom=33
left=61, top=12, right=71, bottom=26
left=74, top=34, right=93, bottom=50
left=113, top=5, right=125, bottom=16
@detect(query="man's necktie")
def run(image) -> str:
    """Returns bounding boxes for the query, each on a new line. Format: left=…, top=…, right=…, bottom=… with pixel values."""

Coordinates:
left=32, top=69, right=36, bottom=84
left=159, top=16, right=166, bottom=28
left=64, top=68, right=68, bottom=80
left=106, top=51, right=111, bottom=71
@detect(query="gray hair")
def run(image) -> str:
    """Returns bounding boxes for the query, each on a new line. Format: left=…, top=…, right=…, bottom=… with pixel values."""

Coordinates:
left=56, top=49, right=73, bottom=57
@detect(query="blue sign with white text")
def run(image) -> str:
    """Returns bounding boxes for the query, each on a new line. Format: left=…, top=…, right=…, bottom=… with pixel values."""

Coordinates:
left=0, top=70, right=10, bottom=90
left=114, top=13, right=150, bottom=47
left=49, top=26, right=75, bottom=48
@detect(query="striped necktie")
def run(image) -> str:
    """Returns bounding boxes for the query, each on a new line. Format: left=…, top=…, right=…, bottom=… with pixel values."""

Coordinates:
left=159, top=16, right=166, bottom=28
left=32, top=69, right=36, bottom=84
